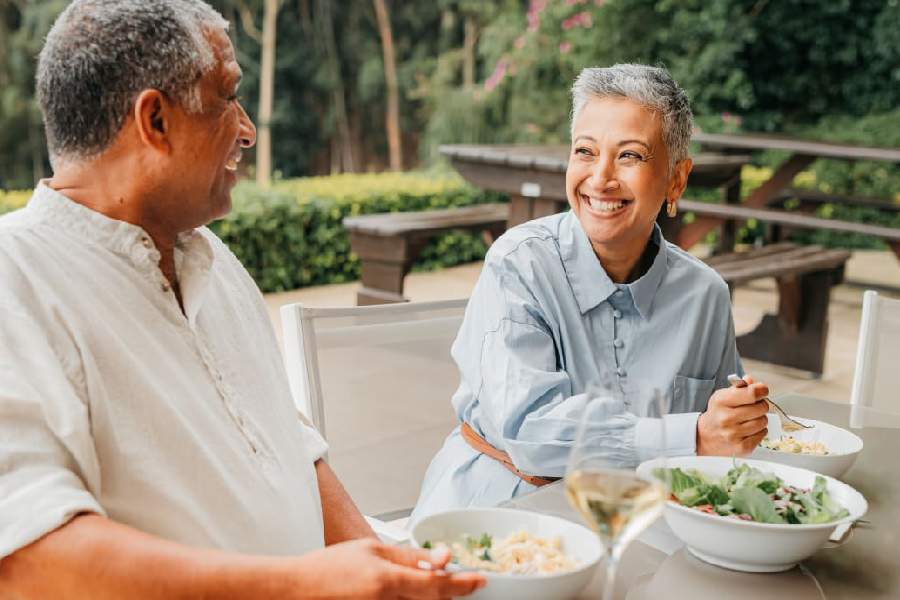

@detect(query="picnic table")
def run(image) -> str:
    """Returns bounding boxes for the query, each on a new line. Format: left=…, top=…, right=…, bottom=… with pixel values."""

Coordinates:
left=683, top=132, right=900, bottom=260
left=502, top=394, right=900, bottom=599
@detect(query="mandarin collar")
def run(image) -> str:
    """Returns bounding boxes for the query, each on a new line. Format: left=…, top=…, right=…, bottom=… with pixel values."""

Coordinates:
left=560, top=211, right=668, bottom=319
left=27, top=181, right=209, bottom=271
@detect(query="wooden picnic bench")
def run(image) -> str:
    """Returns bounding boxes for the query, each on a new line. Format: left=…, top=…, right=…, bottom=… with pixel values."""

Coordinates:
left=343, top=203, right=509, bottom=305
left=705, top=242, right=850, bottom=375
left=685, top=132, right=900, bottom=259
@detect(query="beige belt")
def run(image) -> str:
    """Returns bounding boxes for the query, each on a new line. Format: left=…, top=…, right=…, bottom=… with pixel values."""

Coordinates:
left=459, top=422, right=560, bottom=488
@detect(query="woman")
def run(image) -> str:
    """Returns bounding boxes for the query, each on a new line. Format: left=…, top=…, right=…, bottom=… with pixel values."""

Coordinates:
left=412, top=64, right=770, bottom=518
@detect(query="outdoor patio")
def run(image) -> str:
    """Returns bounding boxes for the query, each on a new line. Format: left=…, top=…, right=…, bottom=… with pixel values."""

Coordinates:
left=265, top=248, right=900, bottom=406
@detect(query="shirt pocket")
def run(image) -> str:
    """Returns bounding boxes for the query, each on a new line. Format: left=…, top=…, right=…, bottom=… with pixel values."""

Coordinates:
left=672, top=375, right=716, bottom=413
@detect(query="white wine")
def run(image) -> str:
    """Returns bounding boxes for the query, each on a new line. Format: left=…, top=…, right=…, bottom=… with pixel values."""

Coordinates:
left=565, top=469, right=665, bottom=546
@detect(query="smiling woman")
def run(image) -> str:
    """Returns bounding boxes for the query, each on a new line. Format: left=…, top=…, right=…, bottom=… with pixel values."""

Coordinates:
left=412, top=64, right=772, bottom=519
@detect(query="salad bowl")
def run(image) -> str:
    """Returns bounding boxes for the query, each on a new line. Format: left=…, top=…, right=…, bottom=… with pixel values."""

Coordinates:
left=751, top=414, right=863, bottom=479
left=410, top=507, right=602, bottom=600
left=636, top=456, right=867, bottom=573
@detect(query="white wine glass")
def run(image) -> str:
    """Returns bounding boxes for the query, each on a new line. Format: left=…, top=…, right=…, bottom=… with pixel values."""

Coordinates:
left=564, top=384, right=670, bottom=600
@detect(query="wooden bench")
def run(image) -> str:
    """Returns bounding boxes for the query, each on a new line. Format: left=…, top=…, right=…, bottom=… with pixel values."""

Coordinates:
left=704, top=242, right=850, bottom=376
left=343, top=203, right=509, bottom=305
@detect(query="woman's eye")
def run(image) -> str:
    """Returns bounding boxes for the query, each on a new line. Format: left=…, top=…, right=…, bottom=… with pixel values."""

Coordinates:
left=575, top=147, right=593, bottom=156
left=620, top=151, right=643, bottom=161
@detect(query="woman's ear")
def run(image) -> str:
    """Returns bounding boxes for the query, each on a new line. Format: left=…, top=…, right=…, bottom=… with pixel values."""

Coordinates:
left=133, top=89, right=171, bottom=152
left=666, top=158, right=693, bottom=203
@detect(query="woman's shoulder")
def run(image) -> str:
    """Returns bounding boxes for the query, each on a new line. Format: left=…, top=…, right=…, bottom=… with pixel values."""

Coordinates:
left=662, top=239, right=730, bottom=298
left=486, top=213, right=567, bottom=266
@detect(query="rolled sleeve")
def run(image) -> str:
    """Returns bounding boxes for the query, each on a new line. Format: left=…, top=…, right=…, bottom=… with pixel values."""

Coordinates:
left=296, top=410, right=329, bottom=462
left=0, top=312, right=104, bottom=559
left=634, top=412, right=700, bottom=463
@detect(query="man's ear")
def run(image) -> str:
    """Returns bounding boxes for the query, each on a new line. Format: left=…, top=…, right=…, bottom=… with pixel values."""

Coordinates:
left=666, top=157, right=693, bottom=203
left=133, top=89, right=171, bottom=152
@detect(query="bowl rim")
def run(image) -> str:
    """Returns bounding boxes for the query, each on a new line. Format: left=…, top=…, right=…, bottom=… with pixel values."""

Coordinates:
left=636, top=456, right=868, bottom=532
left=409, top=506, right=603, bottom=580
left=758, top=417, right=864, bottom=458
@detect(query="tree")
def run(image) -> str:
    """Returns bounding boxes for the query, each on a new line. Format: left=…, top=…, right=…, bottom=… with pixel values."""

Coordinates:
left=372, top=0, right=402, bottom=170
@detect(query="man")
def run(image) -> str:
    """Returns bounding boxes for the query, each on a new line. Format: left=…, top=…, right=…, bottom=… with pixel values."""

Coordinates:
left=0, top=1, right=483, bottom=598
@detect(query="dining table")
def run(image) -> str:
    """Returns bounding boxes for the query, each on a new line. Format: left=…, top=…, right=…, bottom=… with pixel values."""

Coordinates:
left=500, top=394, right=900, bottom=599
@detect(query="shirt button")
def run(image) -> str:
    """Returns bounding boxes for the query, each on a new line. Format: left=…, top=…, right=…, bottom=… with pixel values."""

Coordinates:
left=141, top=237, right=152, bottom=249
left=614, top=339, right=624, bottom=348
left=612, top=310, right=622, bottom=319
left=161, top=282, right=170, bottom=292
left=616, top=367, right=627, bottom=377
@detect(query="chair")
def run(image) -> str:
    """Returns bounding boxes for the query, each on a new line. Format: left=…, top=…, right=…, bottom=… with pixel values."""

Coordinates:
left=280, top=298, right=468, bottom=520
left=850, top=290, right=900, bottom=427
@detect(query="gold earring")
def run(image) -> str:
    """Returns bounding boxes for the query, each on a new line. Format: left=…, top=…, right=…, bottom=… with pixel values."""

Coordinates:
left=666, top=199, right=677, bottom=218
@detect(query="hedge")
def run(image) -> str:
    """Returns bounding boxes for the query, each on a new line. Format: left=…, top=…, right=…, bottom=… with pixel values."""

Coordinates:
left=208, top=172, right=506, bottom=292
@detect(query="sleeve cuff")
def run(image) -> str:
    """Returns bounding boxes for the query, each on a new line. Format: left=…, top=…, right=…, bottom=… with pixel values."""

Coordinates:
left=634, top=412, right=699, bottom=463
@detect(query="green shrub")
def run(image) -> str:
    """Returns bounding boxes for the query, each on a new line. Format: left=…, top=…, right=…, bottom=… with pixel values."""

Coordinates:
left=208, top=172, right=506, bottom=292
left=0, top=189, right=31, bottom=215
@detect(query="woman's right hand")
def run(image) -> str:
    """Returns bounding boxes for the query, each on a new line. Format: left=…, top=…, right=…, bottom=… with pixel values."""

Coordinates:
left=285, top=538, right=485, bottom=600
left=696, top=375, right=769, bottom=457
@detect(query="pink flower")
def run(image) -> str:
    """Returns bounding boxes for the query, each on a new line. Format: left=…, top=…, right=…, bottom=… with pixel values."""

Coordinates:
left=559, top=41, right=572, bottom=54
left=562, top=16, right=574, bottom=30
left=527, top=0, right=546, bottom=31
left=575, top=11, right=593, bottom=27
left=484, top=58, right=510, bottom=92
left=594, top=0, right=606, bottom=6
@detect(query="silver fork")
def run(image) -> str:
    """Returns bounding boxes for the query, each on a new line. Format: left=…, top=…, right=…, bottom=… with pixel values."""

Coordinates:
left=727, top=374, right=813, bottom=433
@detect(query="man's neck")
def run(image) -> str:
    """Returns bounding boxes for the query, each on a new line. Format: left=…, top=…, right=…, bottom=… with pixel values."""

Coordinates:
left=48, top=163, right=182, bottom=295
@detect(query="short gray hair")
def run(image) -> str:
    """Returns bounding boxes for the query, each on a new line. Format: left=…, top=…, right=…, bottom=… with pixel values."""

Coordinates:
left=37, top=0, right=229, bottom=165
left=570, top=64, right=693, bottom=168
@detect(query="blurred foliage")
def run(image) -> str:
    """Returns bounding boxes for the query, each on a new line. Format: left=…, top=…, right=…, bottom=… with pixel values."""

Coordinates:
left=0, top=172, right=506, bottom=292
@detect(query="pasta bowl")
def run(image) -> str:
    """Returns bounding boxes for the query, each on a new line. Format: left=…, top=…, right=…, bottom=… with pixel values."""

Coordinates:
left=410, top=507, right=602, bottom=600
left=636, top=456, right=867, bottom=573
left=751, top=414, right=863, bottom=479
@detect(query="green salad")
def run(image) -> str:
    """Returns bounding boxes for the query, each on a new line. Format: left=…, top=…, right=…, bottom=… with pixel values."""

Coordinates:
left=654, top=463, right=849, bottom=525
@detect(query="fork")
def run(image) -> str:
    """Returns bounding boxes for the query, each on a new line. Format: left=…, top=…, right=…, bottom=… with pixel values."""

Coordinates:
left=727, top=374, right=814, bottom=433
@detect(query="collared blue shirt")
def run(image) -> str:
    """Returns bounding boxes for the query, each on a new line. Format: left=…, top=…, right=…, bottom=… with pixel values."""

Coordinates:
left=412, top=211, right=742, bottom=518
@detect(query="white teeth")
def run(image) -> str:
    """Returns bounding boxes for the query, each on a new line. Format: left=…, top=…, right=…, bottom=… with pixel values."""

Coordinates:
left=587, top=196, right=625, bottom=212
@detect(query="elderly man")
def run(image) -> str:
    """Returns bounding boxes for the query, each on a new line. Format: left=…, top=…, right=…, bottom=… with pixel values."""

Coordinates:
left=0, top=1, right=483, bottom=598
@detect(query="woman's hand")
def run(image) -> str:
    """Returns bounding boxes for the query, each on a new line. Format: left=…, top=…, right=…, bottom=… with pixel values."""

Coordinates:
left=285, top=538, right=486, bottom=600
left=696, top=375, right=769, bottom=457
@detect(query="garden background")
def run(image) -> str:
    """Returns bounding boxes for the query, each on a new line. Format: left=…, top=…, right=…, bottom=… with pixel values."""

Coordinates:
left=1, top=0, right=898, bottom=292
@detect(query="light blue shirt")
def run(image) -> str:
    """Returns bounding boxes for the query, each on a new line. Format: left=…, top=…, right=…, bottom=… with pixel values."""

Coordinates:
left=412, top=211, right=742, bottom=518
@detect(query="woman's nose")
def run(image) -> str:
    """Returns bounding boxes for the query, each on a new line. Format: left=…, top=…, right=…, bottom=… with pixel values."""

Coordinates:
left=237, top=102, right=257, bottom=149
left=588, top=157, right=619, bottom=191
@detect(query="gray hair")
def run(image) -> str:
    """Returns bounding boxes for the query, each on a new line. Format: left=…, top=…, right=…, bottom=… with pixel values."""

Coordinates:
left=37, top=0, right=229, bottom=165
left=570, top=64, right=693, bottom=168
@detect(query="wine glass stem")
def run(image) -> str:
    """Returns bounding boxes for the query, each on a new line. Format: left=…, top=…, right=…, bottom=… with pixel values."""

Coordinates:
left=601, top=548, right=619, bottom=600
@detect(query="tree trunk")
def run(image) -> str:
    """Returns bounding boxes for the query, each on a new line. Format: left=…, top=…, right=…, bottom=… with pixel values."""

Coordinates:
left=316, top=0, right=355, bottom=173
left=256, top=0, right=279, bottom=188
left=463, top=16, right=477, bottom=89
left=372, top=0, right=402, bottom=171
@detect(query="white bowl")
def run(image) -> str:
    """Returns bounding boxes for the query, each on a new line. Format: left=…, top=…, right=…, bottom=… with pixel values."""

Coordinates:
left=636, top=456, right=867, bottom=573
left=410, top=507, right=602, bottom=600
left=751, top=414, right=863, bottom=479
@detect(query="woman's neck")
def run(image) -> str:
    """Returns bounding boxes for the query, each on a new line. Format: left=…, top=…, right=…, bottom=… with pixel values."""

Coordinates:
left=592, top=232, right=657, bottom=284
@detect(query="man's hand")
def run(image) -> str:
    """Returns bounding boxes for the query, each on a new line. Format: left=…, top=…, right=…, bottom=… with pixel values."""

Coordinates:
left=288, top=538, right=485, bottom=599
left=696, top=375, right=769, bottom=456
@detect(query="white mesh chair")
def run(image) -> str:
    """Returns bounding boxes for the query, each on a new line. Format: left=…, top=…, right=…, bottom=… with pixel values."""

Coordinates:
left=280, top=298, right=467, bottom=520
left=850, top=290, right=900, bottom=427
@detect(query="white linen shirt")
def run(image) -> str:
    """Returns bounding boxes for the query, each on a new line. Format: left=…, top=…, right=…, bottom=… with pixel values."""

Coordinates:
left=0, top=183, right=328, bottom=558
